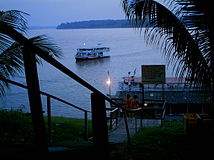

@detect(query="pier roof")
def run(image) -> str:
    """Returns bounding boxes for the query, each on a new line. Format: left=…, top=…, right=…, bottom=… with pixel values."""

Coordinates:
left=122, top=77, right=186, bottom=84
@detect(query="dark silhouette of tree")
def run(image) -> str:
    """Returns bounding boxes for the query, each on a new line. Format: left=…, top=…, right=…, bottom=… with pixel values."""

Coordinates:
left=122, top=0, right=214, bottom=96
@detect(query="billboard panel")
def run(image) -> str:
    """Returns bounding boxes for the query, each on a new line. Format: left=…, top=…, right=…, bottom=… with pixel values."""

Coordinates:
left=142, top=65, right=166, bottom=84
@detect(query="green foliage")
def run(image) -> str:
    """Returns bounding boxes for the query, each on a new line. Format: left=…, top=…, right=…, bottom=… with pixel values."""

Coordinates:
left=0, top=110, right=92, bottom=145
left=46, top=116, right=92, bottom=143
left=130, top=123, right=184, bottom=160
left=111, top=121, right=184, bottom=160
left=0, top=110, right=34, bottom=144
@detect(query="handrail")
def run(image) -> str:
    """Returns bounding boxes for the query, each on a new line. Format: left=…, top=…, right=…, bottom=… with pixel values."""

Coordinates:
left=0, top=77, right=90, bottom=113
left=162, top=108, right=166, bottom=119
left=107, top=107, right=119, bottom=113
left=144, top=99, right=166, bottom=102
left=106, top=107, right=120, bottom=130
left=0, top=77, right=91, bottom=141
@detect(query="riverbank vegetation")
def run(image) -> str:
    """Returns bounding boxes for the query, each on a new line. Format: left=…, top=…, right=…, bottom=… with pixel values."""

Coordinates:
left=0, top=110, right=92, bottom=145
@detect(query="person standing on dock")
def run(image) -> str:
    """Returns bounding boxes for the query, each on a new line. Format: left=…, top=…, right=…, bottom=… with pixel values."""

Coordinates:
left=132, top=95, right=140, bottom=109
left=125, top=94, right=132, bottom=109
left=125, top=94, right=133, bottom=117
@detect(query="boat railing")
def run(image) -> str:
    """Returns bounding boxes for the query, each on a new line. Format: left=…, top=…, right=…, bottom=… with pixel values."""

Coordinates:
left=77, top=47, right=110, bottom=52
left=119, top=81, right=198, bottom=92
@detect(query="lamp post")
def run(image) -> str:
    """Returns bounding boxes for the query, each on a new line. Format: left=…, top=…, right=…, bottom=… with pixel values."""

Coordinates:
left=106, top=71, right=111, bottom=97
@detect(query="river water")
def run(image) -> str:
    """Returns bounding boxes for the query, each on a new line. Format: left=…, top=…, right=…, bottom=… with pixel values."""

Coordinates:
left=0, top=28, right=174, bottom=118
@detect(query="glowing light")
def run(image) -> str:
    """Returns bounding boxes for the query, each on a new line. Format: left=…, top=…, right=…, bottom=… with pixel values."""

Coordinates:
left=106, top=71, right=111, bottom=97
left=106, top=71, right=111, bottom=86
left=106, top=80, right=111, bottom=86
left=144, top=103, right=148, bottom=107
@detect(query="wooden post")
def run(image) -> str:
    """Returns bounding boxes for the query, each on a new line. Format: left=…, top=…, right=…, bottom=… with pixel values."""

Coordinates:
left=84, top=111, right=88, bottom=140
left=162, top=83, right=165, bottom=100
left=91, top=93, right=109, bottom=159
left=47, top=96, right=51, bottom=144
left=22, top=46, right=48, bottom=153
left=123, top=109, right=131, bottom=145
left=141, top=83, right=145, bottom=105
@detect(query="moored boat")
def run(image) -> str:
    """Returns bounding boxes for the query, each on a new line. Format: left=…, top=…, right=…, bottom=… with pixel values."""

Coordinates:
left=75, top=46, right=110, bottom=60
left=119, top=76, right=193, bottom=92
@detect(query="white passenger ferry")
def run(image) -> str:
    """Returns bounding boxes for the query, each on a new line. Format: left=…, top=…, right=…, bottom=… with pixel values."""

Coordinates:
left=75, top=46, right=110, bottom=60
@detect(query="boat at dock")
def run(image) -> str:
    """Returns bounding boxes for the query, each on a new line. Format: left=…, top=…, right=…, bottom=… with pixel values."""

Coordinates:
left=115, top=76, right=211, bottom=114
left=75, top=46, right=110, bottom=60
left=119, top=76, right=194, bottom=92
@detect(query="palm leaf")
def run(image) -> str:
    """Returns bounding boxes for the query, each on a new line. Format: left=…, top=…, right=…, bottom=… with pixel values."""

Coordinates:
left=0, top=10, right=28, bottom=33
left=29, top=35, right=62, bottom=59
left=123, top=0, right=211, bottom=90
left=0, top=35, right=62, bottom=96
left=0, top=10, right=28, bottom=53
left=0, top=10, right=63, bottom=96
left=176, top=0, right=214, bottom=83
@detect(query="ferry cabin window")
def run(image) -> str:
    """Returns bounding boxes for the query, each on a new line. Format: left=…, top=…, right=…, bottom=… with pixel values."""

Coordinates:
left=87, top=53, right=96, bottom=56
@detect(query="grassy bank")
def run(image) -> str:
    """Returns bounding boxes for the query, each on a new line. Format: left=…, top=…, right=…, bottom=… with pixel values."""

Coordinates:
left=46, top=116, right=92, bottom=143
left=129, top=122, right=184, bottom=160
left=111, top=120, right=214, bottom=160
left=0, top=110, right=92, bottom=145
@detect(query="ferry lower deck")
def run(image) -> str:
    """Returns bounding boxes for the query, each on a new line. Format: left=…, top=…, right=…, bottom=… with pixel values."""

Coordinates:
left=113, top=90, right=211, bottom=115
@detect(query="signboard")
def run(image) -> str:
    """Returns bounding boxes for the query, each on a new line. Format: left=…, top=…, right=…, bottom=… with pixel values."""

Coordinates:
left=141, top=65, right=166, bottom=84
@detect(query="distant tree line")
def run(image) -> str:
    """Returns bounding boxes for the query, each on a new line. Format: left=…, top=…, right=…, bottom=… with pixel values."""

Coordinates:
left=56, top=19, right=149, bottom=29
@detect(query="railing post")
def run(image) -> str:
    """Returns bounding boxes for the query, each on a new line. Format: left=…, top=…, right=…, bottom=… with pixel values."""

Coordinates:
left=141, top=83, right=145, bottom=104
left=123, top=109, right=131, bottom=145
left=91, top=93, right=109, bottom=159
left=84, top=111, right=88, bottom=140
left=22, top=46, right=48, bottom=153
left=47, top=96, right=51, bottom=144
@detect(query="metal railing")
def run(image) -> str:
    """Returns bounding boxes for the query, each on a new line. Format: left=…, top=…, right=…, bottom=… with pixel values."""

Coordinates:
left=0, top=77, right=91, bottom=142
left=125, top=99, right=166, bottom=130
left=106, top=107, right=120, bottom=130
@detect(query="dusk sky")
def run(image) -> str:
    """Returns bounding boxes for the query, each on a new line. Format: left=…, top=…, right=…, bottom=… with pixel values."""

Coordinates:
left=1, top=0, right=125, bottom=27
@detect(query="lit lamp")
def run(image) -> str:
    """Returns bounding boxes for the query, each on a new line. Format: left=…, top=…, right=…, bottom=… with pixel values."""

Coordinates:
left=106, top=71, right=111, bottom=97
left=106, top=79, right=111, bottom=86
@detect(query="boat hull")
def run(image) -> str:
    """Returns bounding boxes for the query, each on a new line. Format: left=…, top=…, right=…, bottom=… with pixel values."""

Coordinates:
left=75, top=55, right=110, bottom=61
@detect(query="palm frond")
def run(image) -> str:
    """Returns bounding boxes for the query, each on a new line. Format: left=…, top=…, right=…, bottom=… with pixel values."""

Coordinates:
left=0, top=10, right=28, bottom=53
left=0, top=10, right=62, bottom=97
left=0, top=34, right=62, bottom=96
left=0, top=10, right=28, bottom=33
left=122, top=0, right=211, bottom=90
left=0, top=33, right=14, bottom=53
left=0, top=10, right=28, bottom=65
left=176, top=0, right=214, bottom=77
left=29, top=35, right=62, bottom=59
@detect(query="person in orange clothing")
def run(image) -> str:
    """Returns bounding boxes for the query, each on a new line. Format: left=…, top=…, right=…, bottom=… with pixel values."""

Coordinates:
left=125, top=94, right=132, bottom=110
left=125, top=94, right=133, bottom=117
left=132, top=95, right=140, bottom=109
